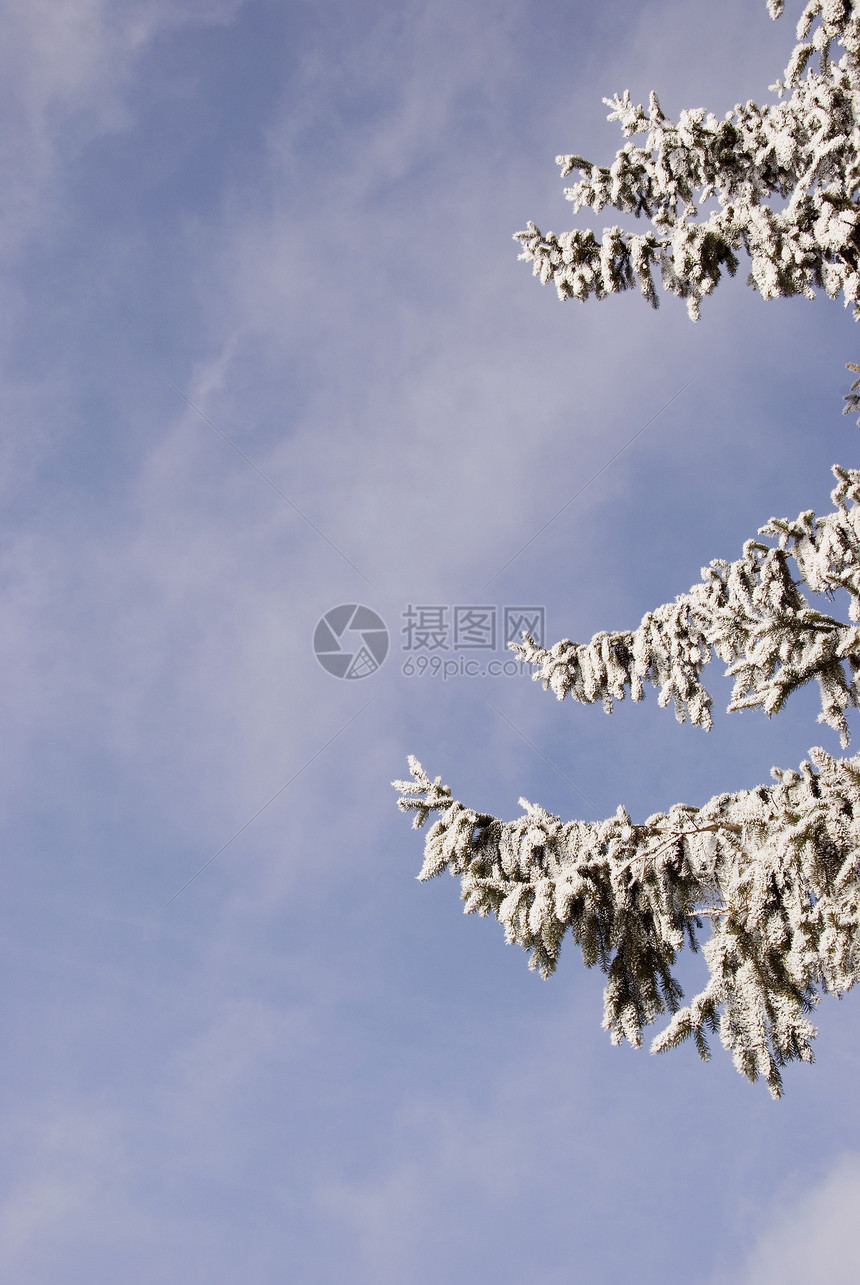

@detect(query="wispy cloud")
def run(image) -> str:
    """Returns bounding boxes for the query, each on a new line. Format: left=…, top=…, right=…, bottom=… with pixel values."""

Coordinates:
left=717, top=1155, right=860, bottom=1285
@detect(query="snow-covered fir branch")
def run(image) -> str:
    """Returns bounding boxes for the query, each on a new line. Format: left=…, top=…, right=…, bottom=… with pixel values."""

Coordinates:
left=515, top=0, right=860, bottom=319
left=393, top=749, right=860, bottom=1098
left=396, top=3, right=860, bottom=1099
left=511, top=464, right=860, bottom=746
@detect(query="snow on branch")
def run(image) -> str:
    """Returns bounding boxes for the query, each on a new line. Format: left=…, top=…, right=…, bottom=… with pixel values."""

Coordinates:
left=393, top=749, right=860, bottom=1097
left=515, top=1, right=860, bottom=318
left=511, top=465, right=860, bottom=747
left=394, top=1, right=860, bottom=1101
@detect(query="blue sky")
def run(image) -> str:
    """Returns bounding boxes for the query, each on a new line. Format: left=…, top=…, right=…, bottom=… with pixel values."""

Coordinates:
left=1, top=0, right=859, bottom=1280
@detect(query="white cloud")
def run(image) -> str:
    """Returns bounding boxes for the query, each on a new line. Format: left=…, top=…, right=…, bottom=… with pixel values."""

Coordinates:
left=0, top=0, right=246, bottom=255
left=724, top=1155, right=860, bottom=1285
left=0, top=3, right=857, bottom=1281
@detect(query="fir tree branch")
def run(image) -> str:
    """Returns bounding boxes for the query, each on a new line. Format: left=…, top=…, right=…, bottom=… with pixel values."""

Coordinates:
left=516, top=1, right=860, bottom=319
left=395, top=2, right=860, bottom=1100
left=511, top=465, right=860, bottom=746
left=393, top=749, right=860, bottom=1097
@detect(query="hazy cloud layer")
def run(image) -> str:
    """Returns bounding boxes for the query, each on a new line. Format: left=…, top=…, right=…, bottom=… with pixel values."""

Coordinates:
left=0, top=1, right=857, bottom=1281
